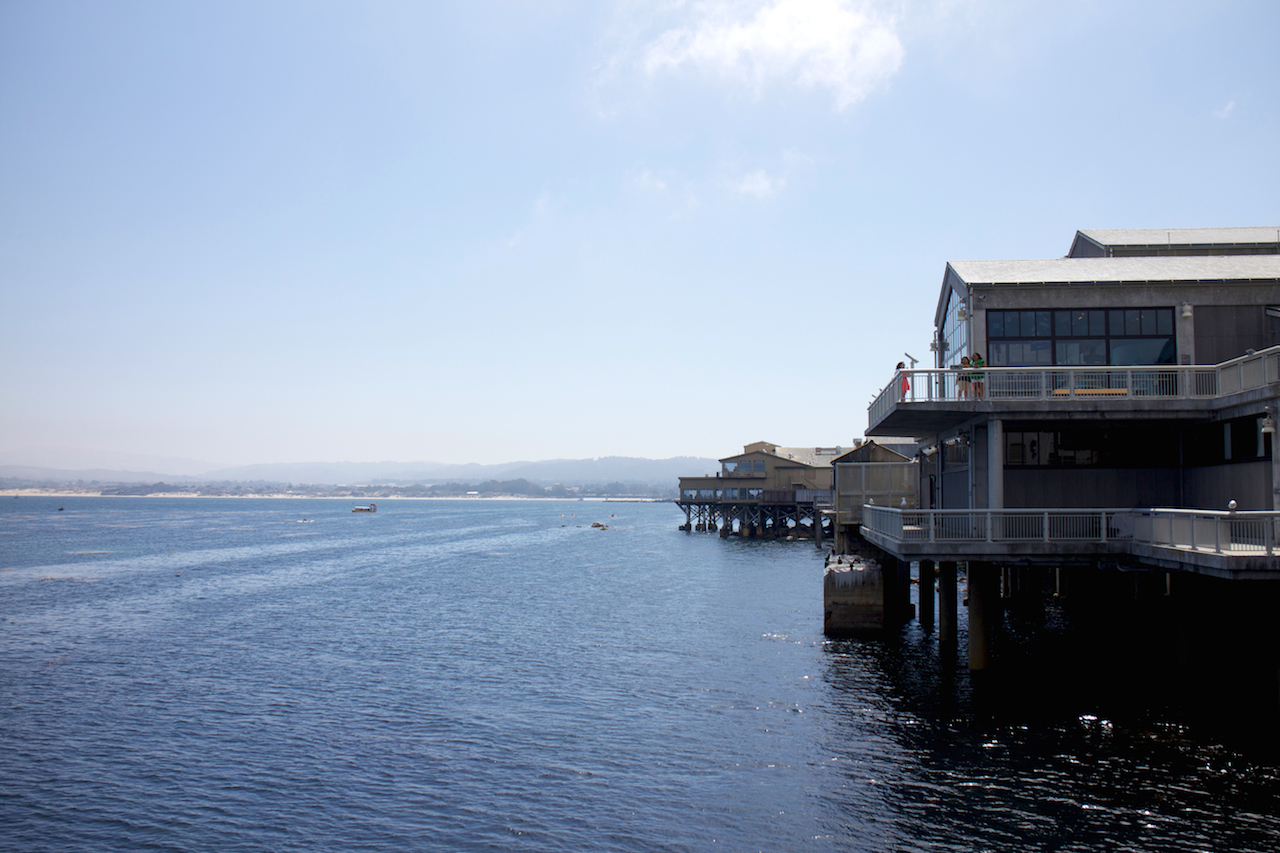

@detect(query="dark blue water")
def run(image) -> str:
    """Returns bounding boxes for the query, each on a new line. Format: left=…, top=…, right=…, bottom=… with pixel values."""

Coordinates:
left=2, top=497, right=1279, bottom=851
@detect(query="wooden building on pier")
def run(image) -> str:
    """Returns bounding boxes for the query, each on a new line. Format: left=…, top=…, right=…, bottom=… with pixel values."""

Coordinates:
left=678, top=441, right=840, bottom=539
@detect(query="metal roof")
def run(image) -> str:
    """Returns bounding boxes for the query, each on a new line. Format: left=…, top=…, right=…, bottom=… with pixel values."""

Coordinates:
left=1077, top=227, right=1280, bottom=248
left=721, top=446, right=845, bottom=467
left=947, top=255, right=1280, bottom=287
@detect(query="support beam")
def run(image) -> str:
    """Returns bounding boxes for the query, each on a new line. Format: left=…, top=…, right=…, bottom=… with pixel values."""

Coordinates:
left=968, top=561, right=1001, bottom=671
left=988, top=419, right=1004, bottom=512
left=918, top=559, right=935, bottom=630
left=939, top=561, right=958, bottom=645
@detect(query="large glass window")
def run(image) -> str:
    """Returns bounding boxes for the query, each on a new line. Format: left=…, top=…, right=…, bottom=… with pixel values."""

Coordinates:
left=939, top=289, right=969, bottom=369
left=987, top=307, right=1175, bottom=367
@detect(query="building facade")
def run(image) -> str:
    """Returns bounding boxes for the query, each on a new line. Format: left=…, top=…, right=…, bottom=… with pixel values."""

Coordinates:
left=846, top=228, right=1280, bottom=694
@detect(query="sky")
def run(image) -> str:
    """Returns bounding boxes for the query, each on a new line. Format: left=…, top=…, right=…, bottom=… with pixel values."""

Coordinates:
left=2, top=0, right=1278, bottom=469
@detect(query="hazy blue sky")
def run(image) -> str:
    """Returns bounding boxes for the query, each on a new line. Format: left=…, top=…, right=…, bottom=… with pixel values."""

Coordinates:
left=3, top=0, right=1277, bottom=467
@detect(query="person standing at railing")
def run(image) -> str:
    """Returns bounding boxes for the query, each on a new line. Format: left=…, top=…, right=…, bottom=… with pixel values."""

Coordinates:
left=897, top=361, right=910, bottom=402
left=971, top=352, right=985, bottom=398
left=957, top=356, right=972, bottom=399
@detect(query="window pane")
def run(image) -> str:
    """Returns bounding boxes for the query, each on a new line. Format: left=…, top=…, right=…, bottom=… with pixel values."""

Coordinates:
left=1036, top=311, right=1051, bottom=336
left=1110, top=337, right=1175, bottom=365
left=989, top=342, right=1008, bottom=366
left=1010, top=340, right=1052, bottom=365
left=1055, top=310, right=1071, bottom=336
left=1090, top=311, right=1106, bottom=336
left=1021, top=311, right=1036, bottom=337
left=1038, top=432, right=1055, bottom=466
left=989, top=311, right=1004, bottom=338
left=1141, top=309, right=1157, bottom=335
left=1072, top=310, right=1088, bottom=336
left=1056, top=339, right=1107, bottom=365
left=1109, top=310, right=1124, bottom=335
left=1157, top=308, right=1173, bottom=335
left=1125, top=310, right=1141, bottom=335
left=1006, top=432, right=1026, bottom=465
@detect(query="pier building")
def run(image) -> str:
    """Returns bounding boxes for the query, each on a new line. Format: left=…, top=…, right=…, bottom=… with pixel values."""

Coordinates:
left=831, top=440, right=917, bottom=554
left=827, top=227, right=1280, bottom=709
left=678, top=442, right=840, bottom=539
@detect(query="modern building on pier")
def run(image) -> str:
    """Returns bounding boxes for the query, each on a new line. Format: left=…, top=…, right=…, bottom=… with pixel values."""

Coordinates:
left=830, top=227, right=1280, bottom=704
left=677, top=441, right=841, bottom=538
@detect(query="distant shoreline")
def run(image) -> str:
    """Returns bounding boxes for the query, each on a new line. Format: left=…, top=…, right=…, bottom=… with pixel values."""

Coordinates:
left=0, top=489, right=669, bottom=503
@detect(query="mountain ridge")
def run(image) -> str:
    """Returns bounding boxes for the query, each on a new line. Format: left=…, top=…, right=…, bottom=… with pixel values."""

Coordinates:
left=1, top=456, right=720, bottom=487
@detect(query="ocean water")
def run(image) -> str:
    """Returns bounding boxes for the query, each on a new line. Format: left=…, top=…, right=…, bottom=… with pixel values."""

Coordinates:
left=2, top=496, right=1279, bottom=852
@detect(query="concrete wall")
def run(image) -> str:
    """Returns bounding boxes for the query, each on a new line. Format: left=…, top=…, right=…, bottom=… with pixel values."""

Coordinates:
left=941, top=470, right=969, bottom=509
left=1002, top=461, right=1271, bottom=511
left=1194, top=305, right=1280, bottom=364
left=1182, top=460, right=1271, bottom=511
left=1005, top=467, right=1181, bottom=508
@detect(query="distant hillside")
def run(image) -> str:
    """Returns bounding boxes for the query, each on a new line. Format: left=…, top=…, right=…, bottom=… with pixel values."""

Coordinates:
left=1, top=456, right=719, bottom=488
left=0, top=448, right=219, bottom=477
left=0, top=465, right=201, bottom=485
left=202, top=456, right=718, bottom=487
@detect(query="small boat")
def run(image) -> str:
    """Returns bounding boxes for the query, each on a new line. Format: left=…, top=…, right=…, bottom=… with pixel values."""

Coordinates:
left=352, top=502, right=377, bottom=513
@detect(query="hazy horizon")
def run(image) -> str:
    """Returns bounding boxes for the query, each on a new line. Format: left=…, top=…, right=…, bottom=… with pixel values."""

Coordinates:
left=4, top=1, right=1277, bottom=467
left=0, top=445, right=728, bottom=477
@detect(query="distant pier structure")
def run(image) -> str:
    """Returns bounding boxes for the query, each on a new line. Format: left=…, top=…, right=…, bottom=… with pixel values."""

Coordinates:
left=677, top=442, right=840, bottom=540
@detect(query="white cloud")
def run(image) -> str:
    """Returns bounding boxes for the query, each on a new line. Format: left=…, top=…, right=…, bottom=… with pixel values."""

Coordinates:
left=1215, top=99, right=1235, bottom=120
left=634, top=169, right=668, bottom=191
left=727, top=169, right=783, bottom=198
left=641, top=0, right=904, bottom=109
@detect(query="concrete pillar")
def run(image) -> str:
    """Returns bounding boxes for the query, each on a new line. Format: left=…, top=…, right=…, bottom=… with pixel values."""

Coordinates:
left=878, top=557, right=914, bottom=625
left=1271, top=427, right=1280, bottom=512
left=1177, top=303, right=1195, bottom=366
left=918, top=559, right=935, bottom=630
left=823, top=554, right=886, bottom=636
left=939, top=561, right=958, bottom=644
left=988, top=418, right=1004, bottom=512
left=882, top=557, right=900, bottom=623
left=968, top=561, right=1001, bottom=671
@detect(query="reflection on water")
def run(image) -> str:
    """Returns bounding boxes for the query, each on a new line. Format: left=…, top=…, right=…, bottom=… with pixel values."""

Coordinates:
left=1, top=497, right=1279, bottom=851
left=822, top=587, right=1280, bottom=853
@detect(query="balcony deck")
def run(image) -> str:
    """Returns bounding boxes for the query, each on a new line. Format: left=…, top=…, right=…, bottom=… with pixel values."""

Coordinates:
left=860, top=505, right=1280, bottom=580
left=868, top=348, right=1280, bottom=436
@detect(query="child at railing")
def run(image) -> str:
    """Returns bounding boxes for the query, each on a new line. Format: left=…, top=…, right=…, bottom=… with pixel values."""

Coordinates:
left=957, top=357, right=972, bottom=399
left=971, top=352, right=985, bottom=398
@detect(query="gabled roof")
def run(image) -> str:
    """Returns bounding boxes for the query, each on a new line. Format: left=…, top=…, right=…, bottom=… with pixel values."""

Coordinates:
left=719, top=445, right=846, bottom=467
left=946, top=255, right=1280, bottom=287
left=833, top=441, right=912, bottom=464
left=1071, top=227, right=1280, bottom=256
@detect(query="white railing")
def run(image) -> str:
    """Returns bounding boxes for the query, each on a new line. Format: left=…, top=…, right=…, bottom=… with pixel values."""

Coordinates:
left=862, top=505, right=1280, bottom=559
left=869, top=346, right=1280, bottom=428
left=861, top=505, right=1132, bottom=544
left=1133, top=508, right=1280, bottom=555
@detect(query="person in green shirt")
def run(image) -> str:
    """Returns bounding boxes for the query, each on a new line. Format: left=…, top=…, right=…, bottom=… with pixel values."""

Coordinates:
left=971, top=352, right=985, bottom=398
